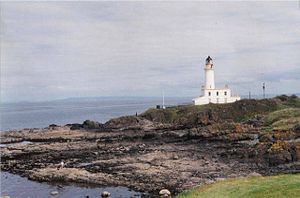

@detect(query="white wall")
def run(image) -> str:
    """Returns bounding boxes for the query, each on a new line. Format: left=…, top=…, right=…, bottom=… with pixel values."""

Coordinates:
left=193, top=88, right=240, bottom=105
left=205, top=68, right=215, bottom=89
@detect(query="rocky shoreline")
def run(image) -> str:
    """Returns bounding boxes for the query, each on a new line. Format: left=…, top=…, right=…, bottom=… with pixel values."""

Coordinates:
left=1, top=96, right=300, bottom=197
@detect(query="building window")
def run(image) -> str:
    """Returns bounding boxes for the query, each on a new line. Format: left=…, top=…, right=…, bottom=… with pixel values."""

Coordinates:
left=216, top=91, right=219, bottom=96
left=225, top=98, right=227, bottom=103
left=217, top=98, right=219, bottom=103
left=209, top=98, right=211, bottom=103
left=208, top=92, right=211, bottom=96
left=224, top=91, right=227, bottom=96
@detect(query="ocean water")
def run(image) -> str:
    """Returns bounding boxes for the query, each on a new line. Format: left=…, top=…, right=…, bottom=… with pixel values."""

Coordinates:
left=0, top=97, right=190, bottom=197
left=0, top=97, right=191, bottom=131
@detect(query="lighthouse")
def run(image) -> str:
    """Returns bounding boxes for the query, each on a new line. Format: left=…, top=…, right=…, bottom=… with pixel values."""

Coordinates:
left=193, top=56, right=241, bottom=105
left=204, top=56, right=215, bottom=89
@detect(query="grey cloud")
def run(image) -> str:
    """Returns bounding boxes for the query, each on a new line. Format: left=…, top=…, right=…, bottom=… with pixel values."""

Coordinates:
left=1, top=1, right=300, bottom=102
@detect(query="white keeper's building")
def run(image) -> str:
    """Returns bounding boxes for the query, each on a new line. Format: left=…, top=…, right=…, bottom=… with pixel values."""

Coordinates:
left=193, top=56, right=241, bottom=105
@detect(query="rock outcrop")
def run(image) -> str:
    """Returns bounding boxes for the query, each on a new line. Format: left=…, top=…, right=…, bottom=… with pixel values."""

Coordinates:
left=1, top=95, right=299, bottom=197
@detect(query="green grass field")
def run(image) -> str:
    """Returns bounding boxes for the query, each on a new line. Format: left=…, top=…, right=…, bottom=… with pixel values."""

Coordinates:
left=176, top=174, right=300, bottom=198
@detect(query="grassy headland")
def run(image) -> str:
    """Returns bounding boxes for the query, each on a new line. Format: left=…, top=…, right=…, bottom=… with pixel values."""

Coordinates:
left=140, top=94, right=300, bottom=130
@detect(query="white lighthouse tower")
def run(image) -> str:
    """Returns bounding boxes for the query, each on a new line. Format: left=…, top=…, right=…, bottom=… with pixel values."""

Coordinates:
left=204, top=56, right=215, bottom=89
left=193, top=56, right=241, bottom=105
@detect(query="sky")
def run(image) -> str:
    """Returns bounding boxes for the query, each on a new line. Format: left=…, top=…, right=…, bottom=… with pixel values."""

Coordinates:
left=1, top=1, right=300, bottom=102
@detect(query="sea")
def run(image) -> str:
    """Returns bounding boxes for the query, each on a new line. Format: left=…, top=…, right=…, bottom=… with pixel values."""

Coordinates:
left=0, top=97, right=191, bottom=131
left=0, top=96, right=191, bottom=198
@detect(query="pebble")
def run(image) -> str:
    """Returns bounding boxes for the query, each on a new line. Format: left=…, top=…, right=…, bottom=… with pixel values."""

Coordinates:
left=101, top=191, right=111, bottom=197
left=159, top=189, right=171, bottom=197
left=172, top=155, right=179, bottom=160
left=51, top=191, right=59, bottom=196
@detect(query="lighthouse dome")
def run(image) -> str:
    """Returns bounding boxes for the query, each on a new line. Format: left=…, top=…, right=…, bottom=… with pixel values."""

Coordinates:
left=206, top=56, right=213, bottom=65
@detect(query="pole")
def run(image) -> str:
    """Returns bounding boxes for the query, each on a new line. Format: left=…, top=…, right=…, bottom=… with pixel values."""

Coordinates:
left=263, top=83, right=265, bottom=99
left=249, top=91, right=251, bottom=99
left=162, top=91, right=165, bottom=109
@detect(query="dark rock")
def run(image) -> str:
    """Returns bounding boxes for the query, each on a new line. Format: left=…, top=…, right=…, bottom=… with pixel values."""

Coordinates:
left=259, top=134, right=274, bottom=142
left=266, top=141, right=293, bottom=166
left=244, top=117, right=263, bottom=127
left=104, top=116, right=140, bottom=129
left=67, top=123, right=83, bottom=130
left=267, top=149, right=292, bottom=166
left=82, top=120, right=104, bottom=130
left=294, top=124, right=300, bottom=133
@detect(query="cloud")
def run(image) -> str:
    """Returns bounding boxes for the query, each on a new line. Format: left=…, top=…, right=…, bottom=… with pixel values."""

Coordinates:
left=1, top=1, right=300, bottom=102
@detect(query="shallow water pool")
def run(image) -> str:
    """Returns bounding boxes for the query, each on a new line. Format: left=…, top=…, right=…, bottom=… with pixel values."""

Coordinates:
left=0, top=172, right=144, bottom=198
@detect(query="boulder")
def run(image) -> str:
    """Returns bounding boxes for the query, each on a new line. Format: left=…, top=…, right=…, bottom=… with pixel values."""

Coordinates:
left=159, top=189, right=171, bottom=197
left=82, top=120, right=104, bottom=129
left=104, top=116, right=141, bottom=129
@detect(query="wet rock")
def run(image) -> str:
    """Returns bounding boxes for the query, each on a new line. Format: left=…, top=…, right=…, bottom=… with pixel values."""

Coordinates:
left=57, top=184, right=64, bottom=189
left=159, top=189, right=171, bottom=197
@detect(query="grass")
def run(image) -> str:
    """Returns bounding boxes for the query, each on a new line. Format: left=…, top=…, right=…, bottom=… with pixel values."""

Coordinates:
left=139, top=95, right=300, bottom=130
left=264, top=108, right=300, bottom=130
left=176, top=174, right=300, bottom=198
